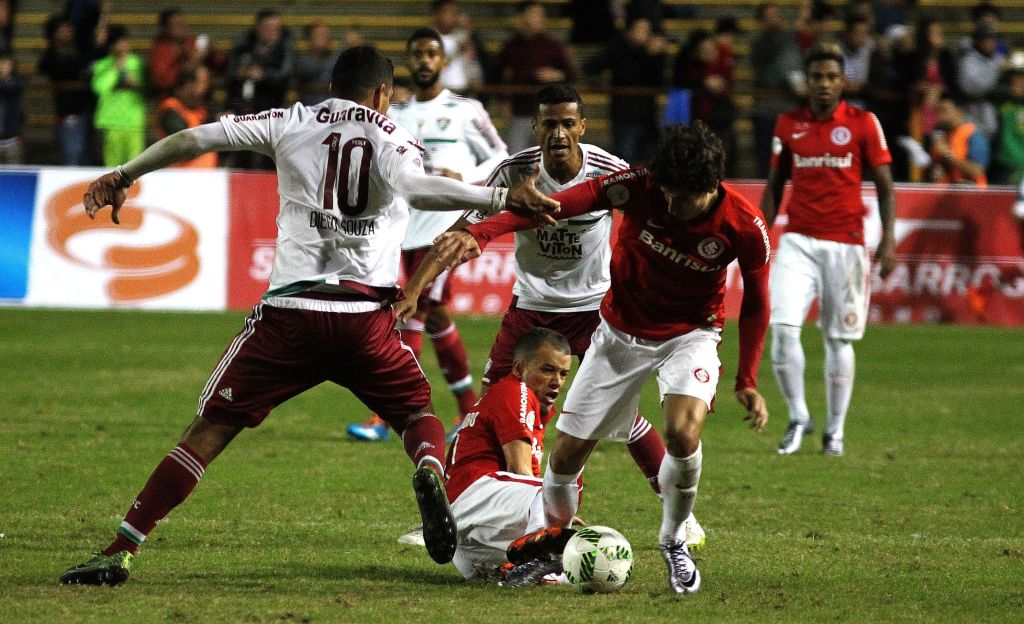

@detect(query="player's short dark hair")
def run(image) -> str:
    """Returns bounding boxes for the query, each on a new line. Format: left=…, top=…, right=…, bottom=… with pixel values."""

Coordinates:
left=971, top=1, right=1001, bottom=22
left=255, top=9, right=280, bottom=23
left=330, top=45, right=394, bottom=101
left=158, top=8, right=180, bottom=30
left=430, top=0, right=455, bottom=12
left=804, top=42, right=845, bottom=72
left=513, top=328, right=570, bottom=364
left=407, top=27, right=445, bottom=52
left=755, top=2, right=777, bottom=21
left=516, top=1, right=542, bottom=14
left=648, top=121, right=725, bottom=193
left=535, top=84, right=583, bottom=114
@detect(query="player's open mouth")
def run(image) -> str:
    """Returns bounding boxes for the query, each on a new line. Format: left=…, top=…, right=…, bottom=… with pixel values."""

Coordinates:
left=549, top=143, right=570, bottom=155
left=416, top=69, right=433, bottom=80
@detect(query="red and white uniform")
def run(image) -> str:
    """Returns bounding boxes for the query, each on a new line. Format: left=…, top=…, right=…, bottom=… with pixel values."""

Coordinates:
left=466, top=169, right=771, bottom=441
left=445, top=375, right=556, bottom=578
left=476, top=144, right=629, bottom=384
left=770, top=101, right=891, bottom=339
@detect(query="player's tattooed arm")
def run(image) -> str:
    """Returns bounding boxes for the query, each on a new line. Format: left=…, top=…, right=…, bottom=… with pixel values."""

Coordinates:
left=504, top=169, right=560, bottom=226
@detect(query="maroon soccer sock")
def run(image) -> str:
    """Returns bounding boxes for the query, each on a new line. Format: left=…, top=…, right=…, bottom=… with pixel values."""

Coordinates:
left=626, top=414, right=666, bottom=495
left=430, top=322, right=474, bottom=397
left=401, top=414, right=447, bottom=476
left=453, top=388, right=479, bottom=420
left=400, top=319, right=425, bottom=359
left=103, top=444, right=207, bottom=556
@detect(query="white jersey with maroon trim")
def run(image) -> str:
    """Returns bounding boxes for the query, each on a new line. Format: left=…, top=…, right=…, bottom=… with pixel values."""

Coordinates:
left=481, top=144, right=629, bottom=312
left=219, top=99, right=426, bottom=299
left=391, top=89, right=508, bottom=249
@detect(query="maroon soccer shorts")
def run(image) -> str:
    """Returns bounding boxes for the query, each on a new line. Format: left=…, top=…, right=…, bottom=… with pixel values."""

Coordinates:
left=482, top=298, right=601, bottom=385
left=402, top=247, right=453, bottom=306
left=197, top=303, right=431, bottom=428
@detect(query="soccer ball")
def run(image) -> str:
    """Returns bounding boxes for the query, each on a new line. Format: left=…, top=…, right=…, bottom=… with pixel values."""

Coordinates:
left=562, top=526, right=634, bottom=593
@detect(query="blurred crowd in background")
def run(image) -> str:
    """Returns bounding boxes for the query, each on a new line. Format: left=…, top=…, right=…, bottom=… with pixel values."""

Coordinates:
left=1, top=0, right=1023, bottom=186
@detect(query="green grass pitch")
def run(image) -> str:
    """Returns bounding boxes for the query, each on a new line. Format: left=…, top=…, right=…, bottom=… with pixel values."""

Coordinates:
left=3, top=308, right=1023, bottom=623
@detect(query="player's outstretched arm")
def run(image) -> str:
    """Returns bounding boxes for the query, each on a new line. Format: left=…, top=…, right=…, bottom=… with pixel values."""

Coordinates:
left=84, top=123, right=233, bottom=224
left=399, top=169, right=559, bottom=225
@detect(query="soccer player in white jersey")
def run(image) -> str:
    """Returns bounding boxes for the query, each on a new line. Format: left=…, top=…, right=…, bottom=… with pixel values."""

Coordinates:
left=347, top=28, right=509, bottom=443
left=59, top=45, right=559, bottom=586
left=398, top=84, right=705, bottom=550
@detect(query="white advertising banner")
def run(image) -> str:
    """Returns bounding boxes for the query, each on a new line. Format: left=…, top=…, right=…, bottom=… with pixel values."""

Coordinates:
left=25, top=168, right=229, bottom=310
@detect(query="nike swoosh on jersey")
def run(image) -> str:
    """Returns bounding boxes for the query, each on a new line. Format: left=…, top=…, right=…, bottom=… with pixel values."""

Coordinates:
left=791, top=131, right=809, bottom=139
left=646, top=219, right=666, bottom=229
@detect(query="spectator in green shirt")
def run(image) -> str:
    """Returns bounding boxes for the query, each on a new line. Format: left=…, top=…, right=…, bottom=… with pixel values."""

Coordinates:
left=92, top=25, right=146, bottom=167
left=995, top=66, right=1024, bottom=184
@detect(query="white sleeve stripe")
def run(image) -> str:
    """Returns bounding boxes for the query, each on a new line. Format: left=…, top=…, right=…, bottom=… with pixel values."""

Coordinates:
left=869, top=112, right=889, bottom=152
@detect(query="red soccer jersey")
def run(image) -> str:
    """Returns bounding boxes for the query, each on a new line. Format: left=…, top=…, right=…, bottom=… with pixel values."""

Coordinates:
left=771, top=101, right=891, bottom=245
left=465, top=168, right=773, bottom=390
left=444, top=375, right=556, bottom=503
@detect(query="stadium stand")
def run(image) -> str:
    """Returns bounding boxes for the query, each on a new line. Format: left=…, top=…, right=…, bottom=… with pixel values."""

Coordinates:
left=7, top=0, right=1024, bottom=176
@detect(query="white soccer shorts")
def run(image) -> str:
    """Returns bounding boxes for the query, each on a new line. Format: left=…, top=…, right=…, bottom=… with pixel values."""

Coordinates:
left=558, top=317, right=722, bottom=442
left=449, top=472, right=545, bottom=579
left=770, top=232, right=870, bottom=340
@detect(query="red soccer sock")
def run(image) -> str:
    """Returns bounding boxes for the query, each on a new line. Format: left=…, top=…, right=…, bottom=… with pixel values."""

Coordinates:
left=104, top=444, right=207, bottom=555
left=626, top=414, right=666, bottom=495
left=400, top=319, right=425, bottom=359
left=401, top=414, right=447, bottom=476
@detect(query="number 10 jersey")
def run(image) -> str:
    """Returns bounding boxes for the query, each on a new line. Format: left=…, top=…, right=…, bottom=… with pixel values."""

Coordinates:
left=220, top=99, right=427, bottom=300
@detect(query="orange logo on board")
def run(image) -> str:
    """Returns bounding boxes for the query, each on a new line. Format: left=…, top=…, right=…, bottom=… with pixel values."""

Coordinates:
left=45, top=181, right=200, bottom=301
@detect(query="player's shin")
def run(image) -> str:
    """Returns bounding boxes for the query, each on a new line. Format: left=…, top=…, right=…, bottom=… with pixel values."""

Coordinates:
left=400, top=413, right=447, bottom=475
left=823, top=338, right=855, bottom=442
left=542, top=459, right=583, bottom=528
left=626, top=414, right=666, bottom=495
left=431, top=323, right=478, bottom=419
left=103, top=444, right=207, bottom=556
left=771, top=324, right=812, bottom=424
left=658, top=442, right=702, bottom=544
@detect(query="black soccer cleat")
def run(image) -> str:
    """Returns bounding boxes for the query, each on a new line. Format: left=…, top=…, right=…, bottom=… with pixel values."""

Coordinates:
left=498, top=553, right=563, bottom=588
left=412, top=466, right=458, bottom=564
left=59, top=552, right=133, bottom=586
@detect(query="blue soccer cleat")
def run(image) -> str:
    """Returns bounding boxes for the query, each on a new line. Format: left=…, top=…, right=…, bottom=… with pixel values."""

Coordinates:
left=347, top=415, right=390, bottom=441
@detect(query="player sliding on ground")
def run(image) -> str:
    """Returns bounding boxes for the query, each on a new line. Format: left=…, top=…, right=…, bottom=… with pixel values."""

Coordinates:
left=442, top=327, right=575, bottom=583
left=59, top=45, right=559, bottom=586
left=398, top=83, right=705, bottom=550
left=433, top=121, right=772, bottom=594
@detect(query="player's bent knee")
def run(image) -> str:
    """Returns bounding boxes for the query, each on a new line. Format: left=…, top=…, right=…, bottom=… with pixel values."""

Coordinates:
left=180, top=416, right=243, bottom=463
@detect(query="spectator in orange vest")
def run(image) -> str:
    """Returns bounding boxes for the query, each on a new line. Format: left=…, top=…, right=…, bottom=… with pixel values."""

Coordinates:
left=929, top=95, right=989, bottom=186
left=154, top=67, right=217, bottom=168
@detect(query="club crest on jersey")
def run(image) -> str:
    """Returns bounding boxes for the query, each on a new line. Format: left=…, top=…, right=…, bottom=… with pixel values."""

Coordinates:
left=831, top=126, right=852, bottom=146
left=693, top=368, right=711, bottom=383
left=697, top=237, right=725, bottom=259
left=844, top=312, right=859, bottom=329
left=437, top=117, right=451, bottom=130
left=606, top=183, right=630, bottom=206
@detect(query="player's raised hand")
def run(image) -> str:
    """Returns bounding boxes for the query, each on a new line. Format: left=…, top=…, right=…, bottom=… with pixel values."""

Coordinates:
left=83, top=169, right=131, bottom=225
left=505, top=168, right=560, bottom=226
left=432, top=230, right=481, bottom=269
left=875, top=233, right=896, bottom=278
left=735, top=387, right=768, bottom=433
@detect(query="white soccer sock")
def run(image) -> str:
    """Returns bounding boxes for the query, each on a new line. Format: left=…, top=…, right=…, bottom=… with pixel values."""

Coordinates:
left=771, top=324, right=812, bottom=424
left=658, top=443, right=702, bottom=544
left=542, top=460, right=582, bottom=528
left=824, top=338, right=855, bottom=441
